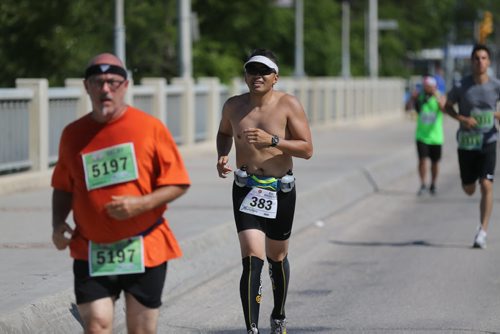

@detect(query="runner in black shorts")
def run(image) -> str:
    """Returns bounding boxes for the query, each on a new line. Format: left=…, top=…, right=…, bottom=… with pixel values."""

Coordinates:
left=458, top=142, right=496, bottom=185
left=407, top=76, right=445, bottom=196
left=74, top=260, right=167, bottom=308
left=51, top=53, right=190, bottom=333
left=416, top=141, right=441, bottom=163
left=232, top=182, right=296, bottom=241
left=444, top=44, right=500, bottom=249
left=416, top=140, right=442, bottom=195
left=216, top=49, right=313, bottom=334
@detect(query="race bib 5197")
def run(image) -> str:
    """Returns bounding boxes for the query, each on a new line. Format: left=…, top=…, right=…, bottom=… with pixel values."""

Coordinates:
left=82, top=143, right=139, bottom=190
left=89, top=236, right=145, bottom=276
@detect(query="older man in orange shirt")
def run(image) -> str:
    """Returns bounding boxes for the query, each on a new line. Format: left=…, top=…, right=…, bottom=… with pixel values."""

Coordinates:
left=51, top=53, right=190, bottom=334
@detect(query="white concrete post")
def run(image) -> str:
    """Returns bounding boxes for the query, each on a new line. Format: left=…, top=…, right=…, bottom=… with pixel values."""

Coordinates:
left=362, top=79, right=370, bottom=117
left=198, top=77, right=221, bottom=141
left=15, top=79, right=49, bottom=172
left=172, top=77, right=195, bottom=146
left=277, top=77, right=295, bottom=96
left=65, top=78, right=91, bottom=118
left=125, top=78, right=133, bottom=106
left=343, top=80, right=350, bottom=120
left=141, top=78, right=167, bottom=123
left=336, top=79, right=346, bottom=120
left=230, top=77, right=244, bottom=98
left=323, top=79, right=334, bottom=124
left=310, top=78, right=321, bottom=124
left=296, top=77, right=309, bottom=119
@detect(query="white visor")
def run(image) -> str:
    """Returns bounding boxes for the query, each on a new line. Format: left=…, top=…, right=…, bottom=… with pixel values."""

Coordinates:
left=423, top=76, right=437, bottom=87
left=244, top=55, right=279, bottom=74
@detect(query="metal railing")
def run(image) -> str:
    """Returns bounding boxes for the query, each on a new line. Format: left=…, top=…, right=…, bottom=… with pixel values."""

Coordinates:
left=0, top=76, right=404, bottom=176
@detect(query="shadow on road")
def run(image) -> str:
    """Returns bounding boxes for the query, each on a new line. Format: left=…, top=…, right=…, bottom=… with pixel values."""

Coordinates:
left=330, top=239, right=468, bottom=249
left=206, top=327, right=333, bottom=333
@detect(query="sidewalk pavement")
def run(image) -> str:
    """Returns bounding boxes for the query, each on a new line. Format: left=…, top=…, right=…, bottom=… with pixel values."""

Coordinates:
left=0, top=113, right=459, bottom=333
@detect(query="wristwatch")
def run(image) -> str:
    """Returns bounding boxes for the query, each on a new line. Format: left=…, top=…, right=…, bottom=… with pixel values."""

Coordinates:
left=271, top=135, right=280, bottom=147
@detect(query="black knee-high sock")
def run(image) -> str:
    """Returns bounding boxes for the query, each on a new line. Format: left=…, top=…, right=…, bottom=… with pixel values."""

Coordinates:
left=240, top=256, right=264, bottom=331
left=268, top=255, right=290, bottom=320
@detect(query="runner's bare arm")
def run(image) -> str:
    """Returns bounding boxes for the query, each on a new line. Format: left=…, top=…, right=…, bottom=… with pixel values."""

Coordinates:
left=52, top=189, right=74, bottom=250
left=275, top=95, right=313, bottom=159
left=437, top=95, right=447, bottom=112
left=105, top=184, right=189, bottom=220
left=444, top=99, right=477, bottom=129
left=216, top=103, right=234, bottom=178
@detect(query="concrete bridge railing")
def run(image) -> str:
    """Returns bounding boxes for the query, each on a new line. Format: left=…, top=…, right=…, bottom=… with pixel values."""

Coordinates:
left=0, top=76, right=404, bottom=193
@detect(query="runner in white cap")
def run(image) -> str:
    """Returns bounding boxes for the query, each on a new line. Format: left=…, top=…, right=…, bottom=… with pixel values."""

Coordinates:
left=406, top=75, right=445, bottom=196
left=216, top=48, right=313, bottom=334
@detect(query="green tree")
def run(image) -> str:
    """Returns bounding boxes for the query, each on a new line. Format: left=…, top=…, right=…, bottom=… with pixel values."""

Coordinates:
left=2, top=0, right=500, bottom=87
left=0, top=0, right=113, bottom=86
left=302, top=0, right=341, bottom=76
left=192, top=0, right=295, bottom=82
left=125, top=0, right=178, bottom=81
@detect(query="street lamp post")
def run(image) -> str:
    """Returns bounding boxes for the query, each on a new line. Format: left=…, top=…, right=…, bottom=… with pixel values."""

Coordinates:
left=275, top=0, right=305, bottom=77
left=294, top=0, right=305, bottom=77
left=341, top=0, right=351, bottom=79
left=114, top=0, right=126, bottom=65
left=178, top=0, right=192, bottom=79
left=368, top=0, right=378, bottom=78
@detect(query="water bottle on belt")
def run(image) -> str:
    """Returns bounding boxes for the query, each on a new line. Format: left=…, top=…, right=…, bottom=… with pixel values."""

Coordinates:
left=280, top=171, right=295, bottom=192
left=234, top=166, right=248, bottom=187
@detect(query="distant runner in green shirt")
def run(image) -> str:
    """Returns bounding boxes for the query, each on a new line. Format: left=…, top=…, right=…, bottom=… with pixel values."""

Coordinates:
left=407, top=76, right=445, bottom=195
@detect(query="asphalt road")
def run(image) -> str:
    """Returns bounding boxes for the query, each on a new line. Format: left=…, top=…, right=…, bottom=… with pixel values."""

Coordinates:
left=2, top=114, right=500, bottom=333
left=159, top=148, right=500, bottom=333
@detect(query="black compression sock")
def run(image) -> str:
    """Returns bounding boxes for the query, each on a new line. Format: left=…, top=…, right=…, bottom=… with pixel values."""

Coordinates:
left=268, top=255, right=290, bottom=320
left=240, top=256, right=264, bottom=331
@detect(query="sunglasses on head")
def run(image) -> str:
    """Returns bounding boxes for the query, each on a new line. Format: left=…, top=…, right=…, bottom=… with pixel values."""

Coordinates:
left=245, top=66, right=276, bottom=76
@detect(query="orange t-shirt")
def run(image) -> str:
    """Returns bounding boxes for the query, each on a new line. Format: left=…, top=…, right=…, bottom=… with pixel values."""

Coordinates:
left=51, top=106, right=190, bottom=267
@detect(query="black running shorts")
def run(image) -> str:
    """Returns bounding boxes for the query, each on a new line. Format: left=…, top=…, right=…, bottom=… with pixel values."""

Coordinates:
left=232, top=182, right=296, bottom=241
left=458, top=141, right=496, bottom=185
left=73, top=260, right=167, bottom=308
left=416, top=140, right=442, bottom=162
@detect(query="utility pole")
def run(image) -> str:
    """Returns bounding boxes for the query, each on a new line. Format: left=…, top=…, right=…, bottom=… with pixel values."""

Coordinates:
left=368, top=0, right=378, bottom=77
left=294, top=0, right=305, bottom=77
left=341, top=0, right=351, bottom=79
left=179, top=0, right=192, bottom=78
left=114, top=0, right=126, bottom=65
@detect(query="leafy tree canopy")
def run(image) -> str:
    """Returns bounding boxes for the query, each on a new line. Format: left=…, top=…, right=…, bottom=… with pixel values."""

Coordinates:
left=1, top=0, right=499, bottom=87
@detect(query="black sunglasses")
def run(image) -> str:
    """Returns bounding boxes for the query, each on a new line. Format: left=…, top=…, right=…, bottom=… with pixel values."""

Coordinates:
left=245, top=66, right=276, bottom=76
left=89, top=78, right=126, bottom=90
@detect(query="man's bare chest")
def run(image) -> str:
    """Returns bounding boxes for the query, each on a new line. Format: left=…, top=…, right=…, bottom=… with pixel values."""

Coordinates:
left=232, top=108, right=286, bottom=131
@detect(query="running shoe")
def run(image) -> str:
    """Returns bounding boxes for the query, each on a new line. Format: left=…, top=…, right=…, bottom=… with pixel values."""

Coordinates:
left=270, top=316, right=287, bottom=334
left=429, top=184, right=436, bottom=195
left=417, top=185, right=426, bottom=196
left=248, top=326, right=259, bottom=334
left=473, top=228, right=487, bottom=249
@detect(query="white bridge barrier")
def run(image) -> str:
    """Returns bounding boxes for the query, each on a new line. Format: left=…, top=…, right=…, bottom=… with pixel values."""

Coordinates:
left=0, top=76, right=404, bottom=193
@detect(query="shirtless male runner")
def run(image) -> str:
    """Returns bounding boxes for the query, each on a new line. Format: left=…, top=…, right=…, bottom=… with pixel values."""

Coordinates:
left=216, top=48, right=313, bottom=334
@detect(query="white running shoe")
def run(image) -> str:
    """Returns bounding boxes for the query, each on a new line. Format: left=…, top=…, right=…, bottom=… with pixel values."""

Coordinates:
left=417, top=185, right=426, bottom=196
left=473, top=228, right=487, bottom=249
left=248, top=326, right=259, bottom=334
